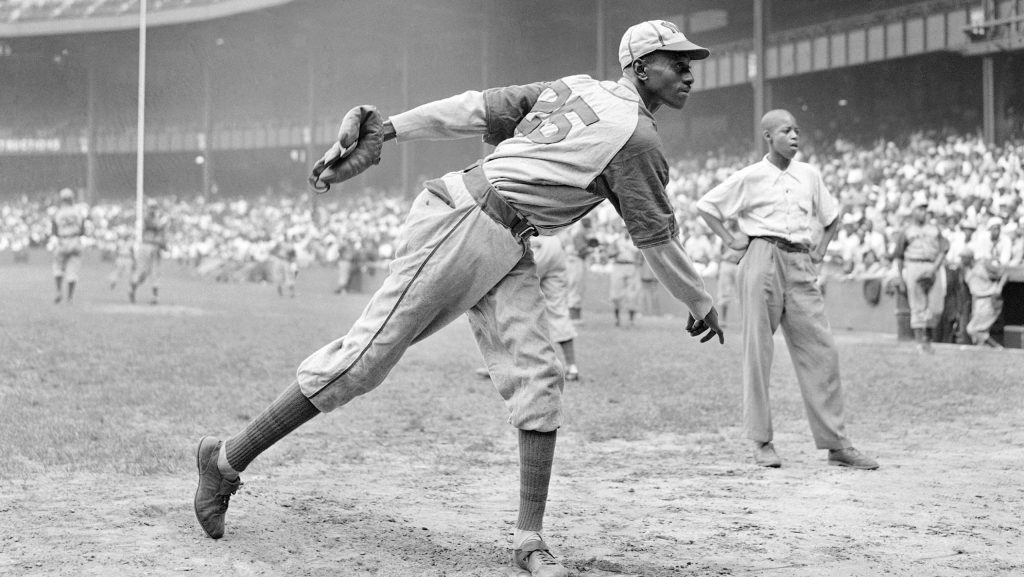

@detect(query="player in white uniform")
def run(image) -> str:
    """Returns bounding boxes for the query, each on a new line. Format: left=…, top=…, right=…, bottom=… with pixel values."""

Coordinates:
left=50, top=188, right=87, bottom=304
left=130, top=199, right=169, bottom=305
left=476, top=234, right=581, bottom=381
left=607, top=227, right=643, bottom=327
left=194, top=21, right=722, bottom=576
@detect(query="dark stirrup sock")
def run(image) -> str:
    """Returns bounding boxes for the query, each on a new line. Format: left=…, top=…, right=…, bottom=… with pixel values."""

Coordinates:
left=516, top=428, right=557, bottom=532
left=224, top=381, right=320, bottom=473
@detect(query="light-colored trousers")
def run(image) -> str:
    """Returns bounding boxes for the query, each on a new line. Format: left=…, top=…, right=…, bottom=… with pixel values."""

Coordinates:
left=901, top=260, right=946, bottom=329
left=738, top=238, right=851, bottom=450
left=297, top=168, right=564, bottom=432
left=565, top=254, right=586, bottom=310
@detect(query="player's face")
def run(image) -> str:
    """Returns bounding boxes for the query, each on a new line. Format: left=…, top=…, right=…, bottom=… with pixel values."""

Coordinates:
left=766, top=117, right=799, bottom=160
left=640, top=52, right=694, bottom=111
left=912, top=206, right=927, bottom=223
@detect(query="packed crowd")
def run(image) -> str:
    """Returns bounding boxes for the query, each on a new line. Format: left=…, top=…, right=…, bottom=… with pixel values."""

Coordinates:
left=3, top=130, right=1023, bottom=288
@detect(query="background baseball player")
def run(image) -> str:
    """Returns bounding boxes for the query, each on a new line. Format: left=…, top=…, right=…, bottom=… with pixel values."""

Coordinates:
left=697, top=109, right=878, bottom=471
left=268, top=233, right=298, bottom=298
left=476, top=234, right=581, bottom=382
left=130, top=198, right=169, bottom=305
left=49, top=187, right=87, bottom=304
left=607, top=225, right=642, bottom=327
left=193, top=20, right=723, bottom=577
left=893, top=196, right=949, bottom=353
left=563, top=217, right=599, bottom=322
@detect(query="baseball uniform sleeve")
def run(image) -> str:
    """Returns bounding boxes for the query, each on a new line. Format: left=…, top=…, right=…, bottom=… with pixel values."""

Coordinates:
left=640, top=237, right=714, bottom=319
left=597, top=121, right=677, bottom=250
left=389, top=91, right=489, bottom=142
left=480, top=82, right=549, bottom=146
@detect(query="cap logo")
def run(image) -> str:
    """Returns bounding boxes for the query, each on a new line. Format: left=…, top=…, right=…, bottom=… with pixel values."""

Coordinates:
left=657, top=20, right=681, bottom=36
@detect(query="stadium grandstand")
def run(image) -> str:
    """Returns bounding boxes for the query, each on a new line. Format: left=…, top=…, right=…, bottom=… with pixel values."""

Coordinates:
left=0, top=0, right=1022, bottom=201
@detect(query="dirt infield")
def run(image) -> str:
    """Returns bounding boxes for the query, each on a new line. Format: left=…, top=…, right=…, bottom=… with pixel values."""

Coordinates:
left=4, top=407, right=1023, bottom=576
left=2, top=258, right=1023, bottom=576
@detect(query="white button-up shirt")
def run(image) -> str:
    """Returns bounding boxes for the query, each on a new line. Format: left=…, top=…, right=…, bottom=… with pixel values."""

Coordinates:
left=696, top=156, right=840, bottom=247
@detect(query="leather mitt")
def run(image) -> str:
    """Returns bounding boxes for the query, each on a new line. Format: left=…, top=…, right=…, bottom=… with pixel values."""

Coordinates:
left=309, top=105, right=384, bottom=193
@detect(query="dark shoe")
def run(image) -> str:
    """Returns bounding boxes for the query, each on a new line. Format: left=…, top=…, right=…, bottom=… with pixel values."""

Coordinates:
left=828, top=447, right=879, bottom=470
left=194, top=436, right=242, bottom=539
left=513, top=537, right=569, bottom=577
left=753, top=442, right=782, bottom=468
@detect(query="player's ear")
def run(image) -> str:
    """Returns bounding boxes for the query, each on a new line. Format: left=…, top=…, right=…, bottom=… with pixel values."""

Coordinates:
left=632, top=58, right=647, bottom=80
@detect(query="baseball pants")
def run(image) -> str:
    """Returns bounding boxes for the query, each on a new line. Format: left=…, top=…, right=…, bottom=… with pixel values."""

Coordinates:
left=531, top=237, right=576, bottom=344
left=609, top=263, right=640, bottom=310
left=52, top=240, right=82, bottom=281
left=901, top=260, right=946, bottom=329
left=738, top=238, right=851, bottom=450
left=565, top=254, right=586, bottom=311
left=132, top=243, right=162, bottom=287
left=297, top=167, right=564, bottom=432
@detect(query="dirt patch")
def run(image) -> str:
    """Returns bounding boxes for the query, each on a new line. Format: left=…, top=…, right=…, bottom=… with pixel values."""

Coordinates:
left=2, top=418, right=1022, bottom=577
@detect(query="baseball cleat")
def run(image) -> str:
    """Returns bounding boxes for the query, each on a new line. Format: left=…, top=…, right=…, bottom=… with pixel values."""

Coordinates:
left=564, top=365, right=579, bottom=382
left=194, top=436, right=242, bottom=539
left=752, top=442, right=782, bottom=468
left=828, top=447, right=879, bottom=470
left=512, top=536, right=569, bottom=577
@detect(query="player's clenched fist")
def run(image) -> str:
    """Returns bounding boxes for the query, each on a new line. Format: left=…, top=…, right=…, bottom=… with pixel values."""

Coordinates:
left=309, top=105, right=386, bottom=192
left=686, top=306, right=725, bottom=344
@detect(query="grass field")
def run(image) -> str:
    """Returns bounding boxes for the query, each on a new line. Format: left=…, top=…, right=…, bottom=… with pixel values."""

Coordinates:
left=1, top=250, right=1023, bottom=576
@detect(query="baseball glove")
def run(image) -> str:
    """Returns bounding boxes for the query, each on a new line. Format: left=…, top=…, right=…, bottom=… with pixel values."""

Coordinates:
left=916, top=271, right=935, bottom=293
left=309, top=105, right=384, bottom=193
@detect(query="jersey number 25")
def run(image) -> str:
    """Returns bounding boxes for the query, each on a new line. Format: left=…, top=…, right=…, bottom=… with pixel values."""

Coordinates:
left=517, top=80, right=599, bottom=144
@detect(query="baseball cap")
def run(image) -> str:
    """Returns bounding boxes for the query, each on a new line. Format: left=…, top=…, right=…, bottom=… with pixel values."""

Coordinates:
left=618, top=20, right=710, bottom=69
left=59, top=187, right=74, bottom=201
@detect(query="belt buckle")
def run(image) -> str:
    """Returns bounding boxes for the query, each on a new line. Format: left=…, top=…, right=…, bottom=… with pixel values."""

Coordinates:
left=510, top=216, right=537, bottom=240
left=516, top=223, right=538, bottom=240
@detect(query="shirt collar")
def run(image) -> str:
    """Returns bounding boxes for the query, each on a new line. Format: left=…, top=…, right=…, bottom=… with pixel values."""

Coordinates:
left=760, top=154, right=803, bottom=184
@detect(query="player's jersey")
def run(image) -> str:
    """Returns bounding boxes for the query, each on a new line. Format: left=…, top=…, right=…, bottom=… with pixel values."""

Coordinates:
left=142, top=214, right=169, bottom=247
left=899, top=223, right=943, bottom=261
left=271, top=240, right=297, bottom=261
left=52, top=205, right=85, bottom=239
left=392, top=75, right=677, bottom=249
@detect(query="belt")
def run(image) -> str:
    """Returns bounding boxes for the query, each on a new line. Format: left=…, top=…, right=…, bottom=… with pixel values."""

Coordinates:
left=906, top=258, right=934, bottom=263
left=461, top=164, right=538, bottom=241
left=752, top=235, right=809, bottom=253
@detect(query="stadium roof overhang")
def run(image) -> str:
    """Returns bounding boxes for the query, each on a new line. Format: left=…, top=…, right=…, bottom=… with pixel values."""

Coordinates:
left=0, top=0, right=297, bottom=38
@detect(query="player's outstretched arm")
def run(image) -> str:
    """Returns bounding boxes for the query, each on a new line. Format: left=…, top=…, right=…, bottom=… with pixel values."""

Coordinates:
left=640, top=238, right=724, bottom=345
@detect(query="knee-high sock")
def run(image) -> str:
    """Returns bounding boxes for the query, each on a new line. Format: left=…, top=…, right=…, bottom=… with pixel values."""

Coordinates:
left=222, top=381, right=320, bottom=474
left=517, top=429, right=557, bottom=532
